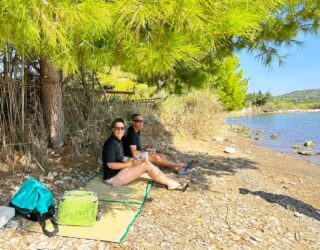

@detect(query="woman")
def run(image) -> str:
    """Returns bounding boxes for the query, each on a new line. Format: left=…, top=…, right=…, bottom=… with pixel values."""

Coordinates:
left=102, top=118, right=188, bottom=191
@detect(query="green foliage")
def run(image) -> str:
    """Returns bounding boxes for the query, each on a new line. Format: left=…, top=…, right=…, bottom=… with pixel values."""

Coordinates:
left=246, top=91, right=273, bottom=106
left=97, top=67, right=156, bottom=99
left=1, top=0, right=319, bottom=84
left=111, top=0, right=283, bottom=78
left=276, top=88, right=320, bottom=102
left=0, top=0, right=112, bottom=74
left=271, top=99, right=320, bottom=109
left=246, top=89, right=320, bottom=110
left=208, top=55, right=249, bottom=111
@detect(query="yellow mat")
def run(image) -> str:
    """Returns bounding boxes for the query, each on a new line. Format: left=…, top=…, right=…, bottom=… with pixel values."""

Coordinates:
left=84, top=174, right=151, bottom=204
left=26, top=175, right=153, bottom=243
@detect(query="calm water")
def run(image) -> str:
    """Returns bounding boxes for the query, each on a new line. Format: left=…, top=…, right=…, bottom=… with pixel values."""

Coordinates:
left=227, top=112, right=320, bottom=165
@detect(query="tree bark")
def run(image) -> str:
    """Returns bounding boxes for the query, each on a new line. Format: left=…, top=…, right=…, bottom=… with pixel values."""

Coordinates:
left=40, top=58, right=64, bottom=148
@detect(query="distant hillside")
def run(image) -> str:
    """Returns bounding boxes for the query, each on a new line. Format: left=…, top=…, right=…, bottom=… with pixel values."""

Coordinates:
left=276, top=89, right=320, bottom=102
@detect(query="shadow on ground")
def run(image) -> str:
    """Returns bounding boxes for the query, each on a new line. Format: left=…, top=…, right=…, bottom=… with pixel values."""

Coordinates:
left=239, top=188, right=320, bottom=221
left=155, top=147, right=259, bottom=191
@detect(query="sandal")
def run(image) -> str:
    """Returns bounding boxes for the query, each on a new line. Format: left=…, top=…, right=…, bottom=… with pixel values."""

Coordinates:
left=177, top=161, right=194, bottom=175
left=166, top=183, right=189, bottom=192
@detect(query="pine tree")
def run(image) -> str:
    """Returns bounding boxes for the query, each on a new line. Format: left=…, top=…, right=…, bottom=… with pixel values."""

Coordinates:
left=1, top=0, right=319, bottom=147
left=0, top=0, right=111, bottom=147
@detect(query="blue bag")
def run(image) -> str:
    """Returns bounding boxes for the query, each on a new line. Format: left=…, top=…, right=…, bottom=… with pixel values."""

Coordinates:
left=10, top=178, right=58, bottom=237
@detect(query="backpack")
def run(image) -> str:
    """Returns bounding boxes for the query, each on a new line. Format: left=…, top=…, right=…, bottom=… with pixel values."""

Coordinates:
left=57, top=190, right=99, bottom=227
left=10, top=178, right=59, bottom=237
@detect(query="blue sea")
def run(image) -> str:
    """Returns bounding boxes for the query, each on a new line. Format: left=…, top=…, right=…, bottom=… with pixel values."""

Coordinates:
left=227, top=111, right=320, bottom=165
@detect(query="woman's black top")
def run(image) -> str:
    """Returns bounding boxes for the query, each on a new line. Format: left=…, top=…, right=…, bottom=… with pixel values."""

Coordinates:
left=102, top=134, right=124, bottom=180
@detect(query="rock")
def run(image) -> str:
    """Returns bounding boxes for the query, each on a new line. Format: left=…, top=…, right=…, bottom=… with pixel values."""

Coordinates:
left=0, top=206, right=15, bottom=229
left=23, top=166, right=33, bottom=174
left=251, top=235, right=262, bottom=242
left=294, top=212, right=304, bottom=218
left=54, top=180, right=64, bottom=185
left=224, top=147, right=236, bottom=154
left=61, top=176, right=72, bottom=181
left=39, top=174, right=45, bottom=183
left=292, top=145, right=301, bottom=150
left=297, top=151, right=313, bottom=156
left=271, top=134, right=278, bottom=140
left=5, top=220, right=19, bottom=229
left=256, top=130, right=263, bottom=135
left=255, top=137, right=262, bottom=141
left=213, top=136, right=225, bottom=142
left=304, top=141, right=314, bottom=147
left=46, top=158, right=54, bottom=164
left=208, top=233, right=215, bottom=240
left=46, top=172, right=54, bottom=180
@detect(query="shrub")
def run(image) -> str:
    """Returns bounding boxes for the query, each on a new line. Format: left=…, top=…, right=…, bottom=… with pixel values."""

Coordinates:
left=159, top=90, right=223, bottom=137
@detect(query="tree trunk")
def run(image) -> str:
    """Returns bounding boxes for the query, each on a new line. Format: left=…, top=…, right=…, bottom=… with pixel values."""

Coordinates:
left=40, top=58, right=64, bottom=148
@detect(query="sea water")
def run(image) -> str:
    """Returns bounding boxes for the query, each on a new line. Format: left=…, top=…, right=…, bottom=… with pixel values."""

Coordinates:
left=227, top=111, right=320, bottom=165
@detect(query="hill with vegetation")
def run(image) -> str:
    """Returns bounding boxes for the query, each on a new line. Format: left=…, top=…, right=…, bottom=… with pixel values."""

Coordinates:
left=276, top=89, right=320, bottom=102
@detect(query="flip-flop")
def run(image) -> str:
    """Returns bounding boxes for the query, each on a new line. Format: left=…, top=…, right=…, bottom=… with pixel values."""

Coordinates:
left=177, top=161, right=193, bottom=175
left=166, top=183, right=189, bottom=192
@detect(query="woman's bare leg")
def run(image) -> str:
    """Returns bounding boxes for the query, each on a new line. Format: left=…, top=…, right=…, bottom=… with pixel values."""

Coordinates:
left=110, top=161, right=180, bottom=188
left=145, top=162, right=180, bottom=188
left=110, top=162, right=149, bottom=186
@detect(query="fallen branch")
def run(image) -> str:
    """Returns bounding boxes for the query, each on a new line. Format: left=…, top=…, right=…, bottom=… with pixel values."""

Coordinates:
left=33, top=157, right=45, bottom=172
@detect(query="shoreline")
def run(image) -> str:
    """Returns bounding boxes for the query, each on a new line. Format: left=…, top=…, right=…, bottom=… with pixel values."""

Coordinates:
left=226, top=123, right=320, bottom=166
left=228, top=108, right=320, bottom=117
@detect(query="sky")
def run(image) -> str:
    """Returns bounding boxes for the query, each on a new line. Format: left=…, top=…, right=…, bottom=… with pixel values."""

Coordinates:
left=237, top=34, right=320, bottom=96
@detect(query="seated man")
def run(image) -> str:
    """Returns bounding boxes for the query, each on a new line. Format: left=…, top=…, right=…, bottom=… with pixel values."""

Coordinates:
left=122, top=114, right=193, bottom=174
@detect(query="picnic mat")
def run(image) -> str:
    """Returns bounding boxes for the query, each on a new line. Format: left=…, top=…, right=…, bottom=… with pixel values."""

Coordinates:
left=84, top=174, right=152, bottom=204
left=26, top=175, right=153, bottom=243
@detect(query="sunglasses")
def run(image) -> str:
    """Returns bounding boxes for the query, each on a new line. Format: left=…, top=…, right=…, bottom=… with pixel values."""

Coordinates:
left=133, top=119, right=144, bottom=123
left=114, top=126, right=125, bottom=131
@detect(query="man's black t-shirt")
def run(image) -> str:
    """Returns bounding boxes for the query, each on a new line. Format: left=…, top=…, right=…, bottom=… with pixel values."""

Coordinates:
left=102, top=134, right=124, bottom=180
left=122, top=126, right=141, bottom=157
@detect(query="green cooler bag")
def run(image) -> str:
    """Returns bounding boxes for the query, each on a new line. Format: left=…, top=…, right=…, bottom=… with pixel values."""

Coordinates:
left=57, top=190, right=98, bottom=227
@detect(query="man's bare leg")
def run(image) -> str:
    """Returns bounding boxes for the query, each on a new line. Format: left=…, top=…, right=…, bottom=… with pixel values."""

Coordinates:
left=148, top=153, right=186, bottom=171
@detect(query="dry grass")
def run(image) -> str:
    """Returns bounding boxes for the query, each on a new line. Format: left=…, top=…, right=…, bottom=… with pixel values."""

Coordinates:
left=1, top=84, right=224, bottom=173
left=159, top=90, right=223, bottom=138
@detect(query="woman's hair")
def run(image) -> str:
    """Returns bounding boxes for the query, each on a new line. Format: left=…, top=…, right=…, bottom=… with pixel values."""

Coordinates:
left=111, top=118, right=125, bottom=129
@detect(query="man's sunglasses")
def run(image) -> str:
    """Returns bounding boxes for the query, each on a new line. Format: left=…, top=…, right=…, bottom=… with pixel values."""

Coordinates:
left=133, top=119, right=144, bottom=123
left=114, top=126, right=125, bottom=131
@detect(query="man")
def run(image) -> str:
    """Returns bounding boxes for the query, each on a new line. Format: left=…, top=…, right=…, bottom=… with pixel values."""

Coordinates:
left=122, top=114, right=193, bottom=174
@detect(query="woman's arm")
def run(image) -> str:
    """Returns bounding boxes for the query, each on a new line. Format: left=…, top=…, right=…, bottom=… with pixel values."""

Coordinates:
left=107, top=160, right=132, bottom=170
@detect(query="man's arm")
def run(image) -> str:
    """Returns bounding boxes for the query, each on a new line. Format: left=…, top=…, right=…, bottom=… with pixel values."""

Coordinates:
left=129, top=145, right=140, bottom=158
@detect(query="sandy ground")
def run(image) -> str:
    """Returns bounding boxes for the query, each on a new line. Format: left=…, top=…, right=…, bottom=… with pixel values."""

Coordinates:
left=0, top=125, right=320, bottom=250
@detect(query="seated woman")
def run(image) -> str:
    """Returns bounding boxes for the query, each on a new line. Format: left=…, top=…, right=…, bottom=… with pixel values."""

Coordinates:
left=102, top=118, right=188, bottom=191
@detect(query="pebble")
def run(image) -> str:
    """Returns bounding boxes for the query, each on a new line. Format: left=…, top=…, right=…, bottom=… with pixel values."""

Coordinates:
left=224, top=147, right=236, bottom=154
left=213, top=136, right=225, bottom=142
left=46, top=158, right=54, bottom=163
left=0, top=139, right=319, bottom=250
